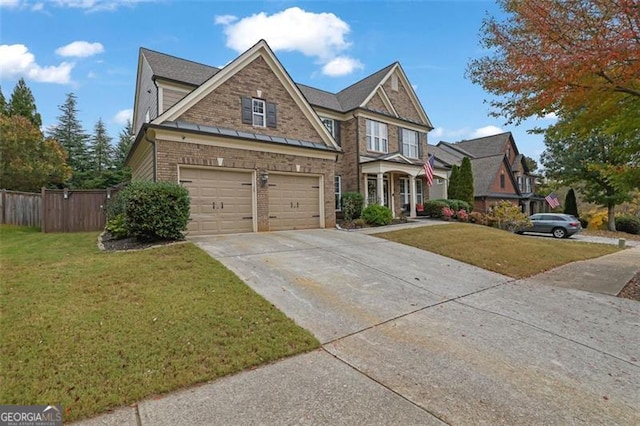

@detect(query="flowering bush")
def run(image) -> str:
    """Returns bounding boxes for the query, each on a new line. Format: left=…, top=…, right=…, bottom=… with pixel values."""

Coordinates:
left=468, top=211, right=486, bottom=225
left=442, top=206, right=454, bottom=220
left=456, top=209, right=469, bottom=222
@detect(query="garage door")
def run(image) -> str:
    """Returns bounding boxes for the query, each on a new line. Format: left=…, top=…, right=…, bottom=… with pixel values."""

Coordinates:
left=268, top=174, right=321, bottom=231
left=180, top=167, right=254, bottom=235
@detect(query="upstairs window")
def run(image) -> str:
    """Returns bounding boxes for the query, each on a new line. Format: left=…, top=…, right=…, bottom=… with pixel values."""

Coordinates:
left=241, top=97, right=277, bottom=128
left=500, top=173, right=506, bottom=189
left=252, top=99, right=265, bottom=127
left=366, top=120, right=388, bottom=153
left=401, top=129, right=419, bottom=158
left=321, top=117, right=335, bottom=137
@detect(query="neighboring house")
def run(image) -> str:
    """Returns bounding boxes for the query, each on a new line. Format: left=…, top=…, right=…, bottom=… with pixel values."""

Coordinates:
left=127, top=39, right=436, bottom=235
left=429, top=132, right=545, bottom=214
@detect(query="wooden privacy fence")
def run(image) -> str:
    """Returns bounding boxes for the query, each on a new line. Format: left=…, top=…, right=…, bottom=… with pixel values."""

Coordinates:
left=41, top=188, right=119, bottom=233
left=0, top=190, right=42, bottom=227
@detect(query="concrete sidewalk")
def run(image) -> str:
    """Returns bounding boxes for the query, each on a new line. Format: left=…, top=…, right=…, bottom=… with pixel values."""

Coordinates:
left=526, top=245, right=640, bottom=296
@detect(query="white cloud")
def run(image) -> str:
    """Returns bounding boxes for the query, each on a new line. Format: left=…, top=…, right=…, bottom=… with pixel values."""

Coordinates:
left=214, top=14, right=236, bottom=25
left=216, top=7, right=362, bottom=77
left=31, top=2, right=43, bottom=10
left=0, top=0, right=20, bottom=8
left=0, top=44, right=73, bottom=84
left=113, top=108, right=133, bottom=125
left=52, top=0, right=151, bottom=12
left=56, top=41, right=104, bottom=58
left=321, top=56, right=363, bottom=77
left=471, top=125, right=504, bottom=138
left=541, top=112, right=558, bottom=121
left=430, top=125, right=505, bottom=141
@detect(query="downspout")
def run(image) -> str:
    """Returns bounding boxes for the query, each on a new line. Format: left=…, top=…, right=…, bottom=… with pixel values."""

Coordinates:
left=354, top=113, right=360, bottom=192
left=144, top=129, right=157, bottom=182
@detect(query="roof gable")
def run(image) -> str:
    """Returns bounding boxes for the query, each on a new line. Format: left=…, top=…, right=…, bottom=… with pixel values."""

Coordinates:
left=452, top=132, right=513, bottom=158
left=152, top=40, right=339, bottom=151
left=141, top=48, right=218, bottom=86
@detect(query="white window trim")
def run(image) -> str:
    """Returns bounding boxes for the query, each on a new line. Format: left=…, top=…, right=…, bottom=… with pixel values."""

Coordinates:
left=252, top=98, right=265, bottom=127
left=366, top=120, right=388, bottom=153
left=335, top=175, right=342, bottom=211
left=321, top=117, right=335, bottom=137
left=401, top=128, right=419, bottom=159
left=400, top=178, right=423, bottom=207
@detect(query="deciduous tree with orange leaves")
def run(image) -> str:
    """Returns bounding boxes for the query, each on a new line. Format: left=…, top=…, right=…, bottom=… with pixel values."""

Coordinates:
left=467, top=0, right=640, bottom=130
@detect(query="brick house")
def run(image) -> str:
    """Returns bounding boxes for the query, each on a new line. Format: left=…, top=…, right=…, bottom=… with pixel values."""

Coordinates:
left=127, top=40, right=436, bottom=235
left=428, top=132, right=545, bottom=214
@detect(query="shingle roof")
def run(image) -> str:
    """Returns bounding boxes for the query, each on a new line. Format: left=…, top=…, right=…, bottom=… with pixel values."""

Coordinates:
left=336, top=63, right=396, bottom=112
left=427, top=144, right=460, bottom=167
left=140, top=47, right=398, bottom=114
left=453, top=132, right=512, bottom=158
left=141, top=48, right=219, bottom=86
left=470, top=155, right=505, bottom=196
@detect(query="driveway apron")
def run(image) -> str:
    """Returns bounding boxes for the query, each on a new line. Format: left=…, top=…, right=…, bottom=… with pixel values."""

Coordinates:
left=190, top=228, right=640, bottom=425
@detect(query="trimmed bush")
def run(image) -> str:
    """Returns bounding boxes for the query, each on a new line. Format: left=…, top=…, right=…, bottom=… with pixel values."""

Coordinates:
left=341, top=192, right=364, bottom=222
left=446, top=199, right=471, bottom=213
left=424, top=200, right=449, bottom=218
left=488, top=201, right=531, bottom=232
left=120, top=181, right=190, bottom=241
left=362, top=204, right=393, bottom=226
left=615, top=215, right=640, bottom=235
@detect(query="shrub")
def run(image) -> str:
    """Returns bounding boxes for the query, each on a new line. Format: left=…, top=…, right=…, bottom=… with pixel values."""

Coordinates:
left=564, top=189, right=579, bottom=217
left=105, top=214, right=127, bottom=239
left=587, top=210, right=608, bottom=230
left=578, top=217, right=589, bottom=229
left=442, top=206, right=454, bottom=220
left=424, top=200, right=449, bottom=218
left=488, top=201, right=531, bottom=232
left=456, top=209, right=469, bottom=222
left=362, top=204, right=393, bottom=226
left=105, top=190, right=127, bottom=221
left=341, top=192, right=364, bottom=222
left=446, top=199, right=471, bottom=213
left=120, top=181, right=190, bottom=241
left=615, top=215, right=640, bottom=235
left=353, top=218, right=367, bottom=228
left=469, top=211, right=486, bottom=225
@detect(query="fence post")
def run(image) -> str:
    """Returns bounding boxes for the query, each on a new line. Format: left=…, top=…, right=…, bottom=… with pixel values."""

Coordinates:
left=1, top=190, right=5, bottom=225
left=41, top=187, right=46, bottom=232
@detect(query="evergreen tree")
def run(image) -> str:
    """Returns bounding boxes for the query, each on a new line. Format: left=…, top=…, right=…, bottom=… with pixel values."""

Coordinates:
left=113, top=119, right=134, bottom=167
left=564, top=188, right=579, bottom=217
left=448, top=165, right=460, bottom=200
left=89, top=118, right=112, bottom=173
left=0, top=86, right=7, bottom=116
left=48, top=93, right=90, bottom=185
left=458, top=157, right=475, bottom=206
left=7, top=78, right=42, bottom=127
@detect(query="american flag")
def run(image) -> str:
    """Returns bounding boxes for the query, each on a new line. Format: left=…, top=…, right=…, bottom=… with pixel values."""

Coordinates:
left=545, top=192, right=560, bottom=209
left=424, top=154, right=435, bottom=186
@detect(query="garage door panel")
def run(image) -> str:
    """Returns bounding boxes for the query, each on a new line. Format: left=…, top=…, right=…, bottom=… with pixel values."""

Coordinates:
left=181, top=167, right=254, bottom=235
left=268, top=174, right=321, bottom=231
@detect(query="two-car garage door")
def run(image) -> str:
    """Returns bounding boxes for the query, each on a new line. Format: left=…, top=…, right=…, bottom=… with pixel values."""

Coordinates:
left=181, top=167, right=321, bottom=235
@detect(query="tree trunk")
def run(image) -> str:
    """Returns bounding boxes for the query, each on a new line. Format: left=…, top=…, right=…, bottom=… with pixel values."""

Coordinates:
left=607, top=204, right=616, bottom=231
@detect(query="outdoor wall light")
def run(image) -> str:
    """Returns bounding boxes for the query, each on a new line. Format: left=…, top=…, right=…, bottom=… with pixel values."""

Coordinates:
left=260, top=171, right=269, bottom=186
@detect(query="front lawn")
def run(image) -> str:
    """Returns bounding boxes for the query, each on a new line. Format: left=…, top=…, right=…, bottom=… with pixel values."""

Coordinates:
left=0, top=226, right=318, bottom=422
left=376, top=223, right=620, bottom=278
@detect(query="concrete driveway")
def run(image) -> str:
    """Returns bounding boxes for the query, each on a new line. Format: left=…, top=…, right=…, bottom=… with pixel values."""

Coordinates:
left=96, top=228, right=638, bottom=425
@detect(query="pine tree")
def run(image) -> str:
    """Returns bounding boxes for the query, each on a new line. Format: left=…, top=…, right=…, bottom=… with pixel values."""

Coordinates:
left=90, top=118, right=112, bottom=173
left=113, top=119, right=134, bottom=168
left=448, top=165, right=460, bottom=200
left=7, top=78, right=42, bottom=127
left=48, top=93, right=90, bottom=183
left=458, top=157, right=475, bottom=206
left=0, top=86, right=7, bottom=116
left=564, top=188, right=579, bottom=217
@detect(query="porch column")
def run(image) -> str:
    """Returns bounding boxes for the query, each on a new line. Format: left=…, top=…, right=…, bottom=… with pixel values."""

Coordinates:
left=409, top=174, right=417, bottom=218
left=363, top=173, right=369, bottom=206
left=376, top=172, right=384, bottom=205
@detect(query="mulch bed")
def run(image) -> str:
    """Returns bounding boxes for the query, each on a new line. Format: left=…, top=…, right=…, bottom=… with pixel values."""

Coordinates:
left=99, top=232, right=183, bottom=252
left=618, top=271, right=640, bottom=301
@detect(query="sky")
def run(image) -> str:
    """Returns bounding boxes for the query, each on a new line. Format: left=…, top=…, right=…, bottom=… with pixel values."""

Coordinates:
left=0, top=0, right=558, bottom=163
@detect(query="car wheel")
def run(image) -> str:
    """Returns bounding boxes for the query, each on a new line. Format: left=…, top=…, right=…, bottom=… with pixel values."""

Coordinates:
left=552, top=227, right=567, bottom=239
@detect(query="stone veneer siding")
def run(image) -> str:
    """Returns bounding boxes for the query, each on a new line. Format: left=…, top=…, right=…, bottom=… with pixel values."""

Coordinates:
left=155, top=139, right=336, bottom=231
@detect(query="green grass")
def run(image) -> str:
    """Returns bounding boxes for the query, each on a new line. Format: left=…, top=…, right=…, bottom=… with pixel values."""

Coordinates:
left=0, top=226, right=319, bottom=422
left=376, top=223, right=620, bottom=278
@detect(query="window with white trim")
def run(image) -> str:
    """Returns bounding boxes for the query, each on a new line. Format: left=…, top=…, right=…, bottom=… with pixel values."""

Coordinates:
left=252, top=98, right=265, bottom=127
left=401, top=129, right=419, bottom=159
left=400, top=178, right=423, bottom=208
left=334, top=175, right=342, bottom=211
left=366, top=120, right=388, bottom=153
left=321, top=117, right=335, bottom=137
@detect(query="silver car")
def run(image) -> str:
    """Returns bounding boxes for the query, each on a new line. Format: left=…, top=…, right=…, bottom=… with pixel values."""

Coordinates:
left=517, top=213, right=582, bottom=239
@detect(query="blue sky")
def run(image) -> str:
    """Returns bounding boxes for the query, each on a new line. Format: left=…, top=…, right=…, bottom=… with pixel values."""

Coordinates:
left=0, top=0, right=557, bottom=163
